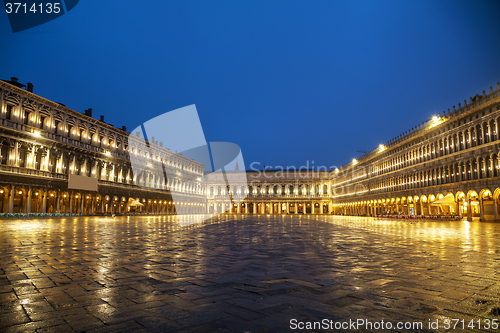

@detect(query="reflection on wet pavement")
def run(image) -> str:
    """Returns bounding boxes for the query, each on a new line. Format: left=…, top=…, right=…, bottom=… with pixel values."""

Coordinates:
left=0, top=215, right=499, bottom=332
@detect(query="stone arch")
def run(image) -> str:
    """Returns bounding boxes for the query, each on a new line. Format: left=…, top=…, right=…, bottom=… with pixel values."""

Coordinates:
left=480, top=188, right=494, bottom=221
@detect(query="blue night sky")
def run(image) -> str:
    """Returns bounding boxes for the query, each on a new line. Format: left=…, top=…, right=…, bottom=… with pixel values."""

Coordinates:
left=2, top=0, right=500, bottom=171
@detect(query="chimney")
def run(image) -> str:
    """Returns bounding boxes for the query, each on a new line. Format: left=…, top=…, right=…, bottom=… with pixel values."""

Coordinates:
left=27, top=82, right=34, bottom=93
left=121, top=126, right=127, bottom=132
left=10, top=77, right=18, bottom=83
left=84, top=108, right=93, bottom=117
left=100, top=115, right=105, bottom=122
left=151, top=136, right=155, bottom=143
left=136, top=131, right=140, bottom=137
left=159, top=142, right=163, bottom=147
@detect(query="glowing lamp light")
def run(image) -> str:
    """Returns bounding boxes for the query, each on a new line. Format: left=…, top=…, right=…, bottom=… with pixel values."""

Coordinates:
left=105, top=151, right=111, bottom=156
left=352, top=159, right=358, bottom=165
left=32, top=131, right=40, bottom=137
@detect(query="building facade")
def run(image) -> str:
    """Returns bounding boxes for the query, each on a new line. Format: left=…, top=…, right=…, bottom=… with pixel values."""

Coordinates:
left=206, top=170, right=333, bottom=215
left=330, top=82, right=500, bottom=222
left=0, top=78, right=206, bottom=215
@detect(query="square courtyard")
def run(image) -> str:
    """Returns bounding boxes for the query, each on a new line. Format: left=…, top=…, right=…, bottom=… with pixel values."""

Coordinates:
left=1, top=215, right=500, bottom=332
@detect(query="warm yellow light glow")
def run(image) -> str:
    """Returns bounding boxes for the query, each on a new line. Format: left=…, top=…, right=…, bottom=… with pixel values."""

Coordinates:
left=32, top=131, right=40, bottom=137
left=352, top=159, right=358, bottom=165
left=379, top=144, right=385, bottom=152
left=105, top=151, right=111, bottom=156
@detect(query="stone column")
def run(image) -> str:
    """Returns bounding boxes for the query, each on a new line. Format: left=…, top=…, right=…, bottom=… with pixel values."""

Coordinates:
left=41, top=190, right=47, bottom=213
left=56, top=190, right=61, bottom=212
left=479, top=199, right=485, bottom=222
left=237, top=203, right=241, bottom=214
left=70, top=156, right=76, bottom=174
left=467, top=198, right=472, bottom=222
left=69, top=193, right=73, bottom=214
left=477, top=158, right=482, bottom=180
left=28, top=146, right=35, bottom=169
left=91, top=160, right=98, bottom=179
left=494, top=198, right=498, bottom=222
left=7, top=185, right=14, bottom=213
left=80, top=195, right=84, bottom=214
left=311, top=203, right=314, bottom=214
left=26, top=187, right=32, bottom=213
left=12, top=142, right=19, bottom=167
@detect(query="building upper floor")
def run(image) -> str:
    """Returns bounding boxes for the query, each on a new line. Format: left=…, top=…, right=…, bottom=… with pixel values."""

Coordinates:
left=331, top=82, right=500, bottom=189
left=205, top=169, right=334, bottom=199
left=0, top=77, right=206, bottom=196
left=0, top=78, right=204, bottom=177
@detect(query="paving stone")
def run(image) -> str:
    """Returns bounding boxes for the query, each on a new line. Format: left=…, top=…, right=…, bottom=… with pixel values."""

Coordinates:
left=1, top=215, right=500, bottom=332
left=1, top=317, right=66, bottom=333
left=223, top=306, right=266, bottom=321
left=86, top=320, right=150, bottom=333
left=135, top=315, right=179, bottom=332
left=214, top=314, right=264, bottom=332
left=0, top=310, right=31, bottom=328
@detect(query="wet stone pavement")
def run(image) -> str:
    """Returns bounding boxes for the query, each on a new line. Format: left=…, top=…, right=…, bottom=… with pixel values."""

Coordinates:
left=0, top=215, right=500, bottom=333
